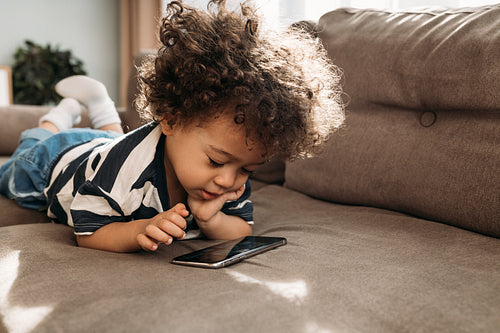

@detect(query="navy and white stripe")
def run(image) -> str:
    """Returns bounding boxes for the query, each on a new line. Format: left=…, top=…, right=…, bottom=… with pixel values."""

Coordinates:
left=222, top=183, right=253, bottom=224
left=44, top=122, right=254, bottom=236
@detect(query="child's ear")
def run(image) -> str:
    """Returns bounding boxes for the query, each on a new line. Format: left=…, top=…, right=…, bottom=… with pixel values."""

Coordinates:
left=159, top=118, right=174, bottom=136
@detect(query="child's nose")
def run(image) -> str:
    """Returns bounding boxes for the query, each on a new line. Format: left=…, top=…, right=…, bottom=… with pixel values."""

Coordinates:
left=214, top=170, right=237, bottom=189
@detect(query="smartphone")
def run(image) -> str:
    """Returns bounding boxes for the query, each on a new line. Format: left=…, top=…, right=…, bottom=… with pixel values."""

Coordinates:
left=171, top=236, right=287, bottom=269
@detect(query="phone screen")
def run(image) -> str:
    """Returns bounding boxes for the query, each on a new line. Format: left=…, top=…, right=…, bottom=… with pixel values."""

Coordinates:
left=171, top=236, right=287, bottom=269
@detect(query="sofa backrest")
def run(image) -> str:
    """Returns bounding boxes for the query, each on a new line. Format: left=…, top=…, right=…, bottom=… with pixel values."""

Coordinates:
left=285, top=5, right=500, bottom=237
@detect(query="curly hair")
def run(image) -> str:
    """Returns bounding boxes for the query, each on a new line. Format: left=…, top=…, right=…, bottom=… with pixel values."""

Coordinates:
left=136, top=0, right=344, bottom=160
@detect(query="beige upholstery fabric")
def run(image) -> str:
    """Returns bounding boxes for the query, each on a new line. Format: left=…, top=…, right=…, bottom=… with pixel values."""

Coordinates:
left=0, top=105, right=95, bottom=155
left=319, top=5, right=500, bottom=111
left=0, top=195, right=50, bottom=226
left=0, top=105, right=52, bottom=155
left=286, top=5, right=500, bottom=237
left=0, top=5, right=499, bottom=332
left=0, top=185, right=498, bottom=332
left=251, top=157, right=286, bottom=185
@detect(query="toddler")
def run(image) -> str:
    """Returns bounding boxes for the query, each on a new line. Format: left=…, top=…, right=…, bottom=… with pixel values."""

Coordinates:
left=0, top=0, right=344, bottom=252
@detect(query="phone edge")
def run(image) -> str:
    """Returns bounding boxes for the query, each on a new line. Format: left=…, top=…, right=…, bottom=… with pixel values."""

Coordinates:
left=171, top=237, right=287, bottom=269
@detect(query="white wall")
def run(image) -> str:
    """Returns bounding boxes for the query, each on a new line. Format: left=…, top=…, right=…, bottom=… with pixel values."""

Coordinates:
left=0, top=0, right=120, bottom=103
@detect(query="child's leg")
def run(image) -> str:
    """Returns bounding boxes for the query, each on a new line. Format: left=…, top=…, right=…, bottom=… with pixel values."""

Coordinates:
left=38, top=98, right=82, bottom=133
left=55, top=76, right=123, bottom=134
left=0, top=127, right=56, bottom=208
left=5, top=96, right=81, bottom=167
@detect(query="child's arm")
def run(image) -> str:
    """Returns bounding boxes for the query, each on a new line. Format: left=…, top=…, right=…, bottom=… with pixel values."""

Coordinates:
left=76, top=203, right=189, bottom=252
left=194, top=211, right=253, bottom=240
left=188, top=185, right=253, bottom=240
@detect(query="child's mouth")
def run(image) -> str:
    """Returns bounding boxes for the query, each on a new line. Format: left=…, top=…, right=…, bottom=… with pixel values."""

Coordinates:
left=201, top=189, right=222, bottom=200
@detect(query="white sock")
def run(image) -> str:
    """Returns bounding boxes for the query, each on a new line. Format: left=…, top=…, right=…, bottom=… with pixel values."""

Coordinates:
left=39, top=98, right=82, bottom=131
left=55, top=75, right=121, bottom=129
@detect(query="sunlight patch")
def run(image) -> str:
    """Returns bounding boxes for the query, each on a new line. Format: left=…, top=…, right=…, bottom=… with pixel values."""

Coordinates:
left=0, top=250, right=53, bottom=333
left=306, top=321, right=334, bottom=333
left=227, top=271, right=307, bottom=305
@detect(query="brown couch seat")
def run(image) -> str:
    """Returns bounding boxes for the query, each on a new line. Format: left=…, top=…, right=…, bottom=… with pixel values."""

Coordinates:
left=1, top=184, right=498, bottom=332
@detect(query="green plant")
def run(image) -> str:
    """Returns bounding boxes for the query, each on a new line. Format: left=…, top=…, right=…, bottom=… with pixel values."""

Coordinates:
left=12, top=40, right=87, bottom=105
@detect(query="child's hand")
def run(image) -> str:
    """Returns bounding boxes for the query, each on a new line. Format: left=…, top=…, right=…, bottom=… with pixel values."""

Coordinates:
left=188, top=185, right=245, bottom=224
left=136, top=203, right=189, bottom=251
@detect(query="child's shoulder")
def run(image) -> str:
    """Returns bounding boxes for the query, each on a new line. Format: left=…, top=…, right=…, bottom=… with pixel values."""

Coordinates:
left=122, top=122, right=160, bottom=141
left=93, top=122, right=163, bottom=166
left=109, top=122, right=161, bottom=149
left=80, top=122, right=165, bottom=192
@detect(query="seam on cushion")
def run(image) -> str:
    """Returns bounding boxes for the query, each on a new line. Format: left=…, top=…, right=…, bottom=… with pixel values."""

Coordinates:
left=336, top=5, right=499, bottom=17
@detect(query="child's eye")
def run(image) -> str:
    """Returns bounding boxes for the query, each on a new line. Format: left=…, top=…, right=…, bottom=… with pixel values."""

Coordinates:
left=241, top=168, right=254, bottom=176
left=209, top=158, right=223, bottom=168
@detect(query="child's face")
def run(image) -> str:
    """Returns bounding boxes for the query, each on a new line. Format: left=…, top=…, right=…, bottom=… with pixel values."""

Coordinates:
left=160, top=112, right=268, bottom=201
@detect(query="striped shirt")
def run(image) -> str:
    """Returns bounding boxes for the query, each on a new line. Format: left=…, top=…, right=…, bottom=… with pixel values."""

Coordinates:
left=44, top=123, right=253, bottom=236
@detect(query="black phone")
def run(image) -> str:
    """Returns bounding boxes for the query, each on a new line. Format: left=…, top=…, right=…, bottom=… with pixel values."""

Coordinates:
left=171, top=236, right=287, bottom=269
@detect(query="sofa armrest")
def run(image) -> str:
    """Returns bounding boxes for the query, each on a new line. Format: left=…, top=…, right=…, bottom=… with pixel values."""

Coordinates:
left=0, top=105, right=52, bottom=155
left=0, top=105, right=130, bottom=155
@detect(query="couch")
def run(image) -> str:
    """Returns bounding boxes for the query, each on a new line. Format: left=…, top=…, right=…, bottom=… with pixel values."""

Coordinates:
left=0, top=5, right=499, bottom=333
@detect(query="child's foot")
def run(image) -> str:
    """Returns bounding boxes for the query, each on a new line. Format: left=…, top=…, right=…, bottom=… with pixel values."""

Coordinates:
left=39, top=98, right=82, bottom=131
left=55, top=75, right=121, bottom=129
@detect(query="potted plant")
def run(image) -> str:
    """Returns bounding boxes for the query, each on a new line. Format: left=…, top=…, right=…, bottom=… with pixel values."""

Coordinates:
left=12, top=40, right=87, bottom=105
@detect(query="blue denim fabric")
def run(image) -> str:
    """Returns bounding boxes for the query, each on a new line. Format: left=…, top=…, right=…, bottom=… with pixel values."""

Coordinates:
left=0, top=128, right=121, bottom=210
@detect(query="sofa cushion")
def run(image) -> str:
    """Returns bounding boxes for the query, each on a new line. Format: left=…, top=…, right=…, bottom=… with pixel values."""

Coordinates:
left=0, top=195, right=51, bottom=227
left=0, top=105, right=97, bottom=155
left=0, top=105, right=132, bottom=155
left=251, top=156, right=286, bottom=185
left=0, top=105, right=52, bottom=155
left=319, top=5, right=500, bottom=111
left=0, top=185, right=499, bottom=332
left=286, top=5, right=500, bottom=237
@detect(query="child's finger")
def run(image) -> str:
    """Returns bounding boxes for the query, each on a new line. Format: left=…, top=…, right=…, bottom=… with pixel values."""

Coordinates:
left=137, top=233, right=162, bottom=251
left=169, top=211, right=189, bottom=230
left=236, top=185, right=245, bottom=196
left=157, top=220, right=186, bottom=240
left=223, top=186, right=245, bottom=202
left=156, top=208, right=188, bottom=230
left=144, top=224, right=172, bottom=244
left=171, top=203, right=189, bottom=217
